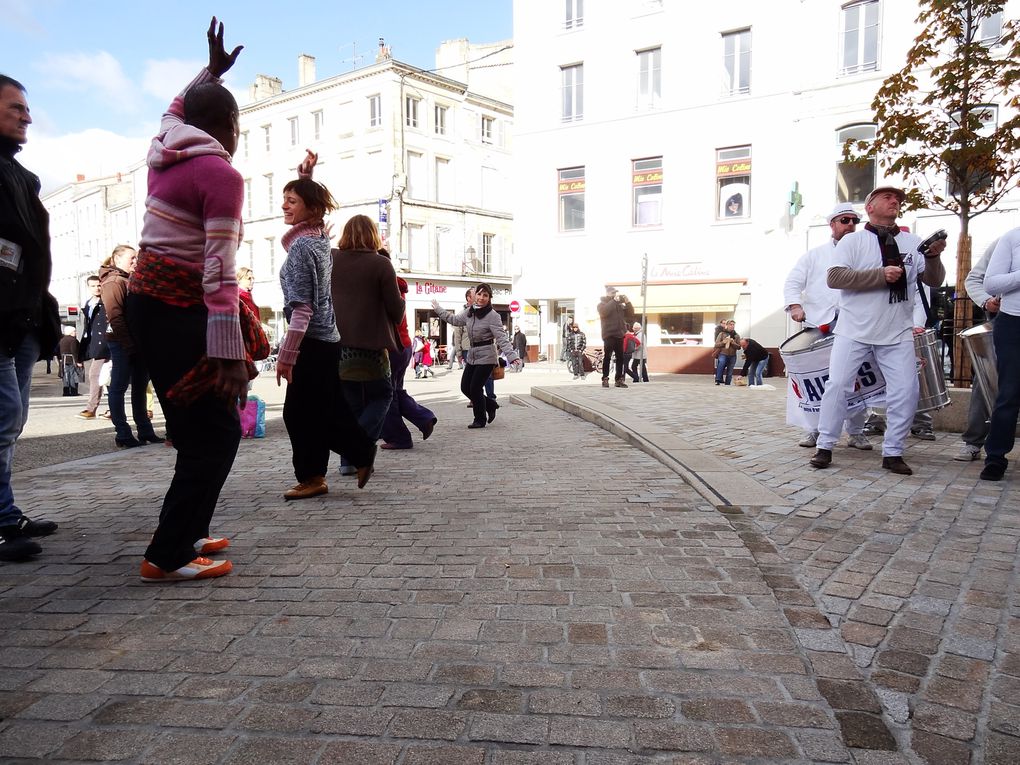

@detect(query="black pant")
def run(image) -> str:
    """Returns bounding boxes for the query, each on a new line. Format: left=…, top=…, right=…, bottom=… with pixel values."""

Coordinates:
left=283, top=337, right=375, bottom=482
left=602, top=337, right=625, bottom=381
left=128, top=293, right=241, bottom=572
left=462, top=363, right=495, bottom=424
left=630, top=357, right=648, bottom=382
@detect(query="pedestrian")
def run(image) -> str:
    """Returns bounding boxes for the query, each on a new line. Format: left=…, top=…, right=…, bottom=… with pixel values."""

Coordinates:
left=432, top=284, right=522, bottom=428
left=77, top=273, right=109, bottom=419
left=100, top=244, right=163, bottom=448
left=276, top=154, right=377, bottom=498
left=380, top=254, right=437, bottom=450
left=954, top=239, right=998, bottom=462
left=127, top=18, right=251, bottom=582
left=714, top=320, right=740, bottom=385
left=411, top=330, right=426, bottom=378
left=597, top=286, right=635, bottom=388
left=622, top=324, right=641, bottom=382
left=979, top=228, right=1020, bottom=481
left=565, top=322, right=587, bottom=379
left=331, top=214, right=405, bottom=473
left=452, top=289, right=473, bottom=370
left=513, top=326, right=527, bottom=367
left=237, top=266, right=258, bottom=318
left=419, top=337, right=435, bottom=378
left=738, top=337, right=769, bottom=387
left=783, top=202, right=871, bottom=450
left=57, top=326, right=82, bottom=395
left=629, top=322, right=649, bottom=383
left=809, top=186, right=946, bottom=475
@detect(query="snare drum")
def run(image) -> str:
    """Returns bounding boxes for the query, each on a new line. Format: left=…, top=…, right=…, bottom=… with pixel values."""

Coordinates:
left=913, top=329, right=950, bottom=412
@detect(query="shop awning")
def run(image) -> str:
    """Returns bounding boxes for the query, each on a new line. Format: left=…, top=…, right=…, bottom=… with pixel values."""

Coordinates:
left=611, top=282, right=745, bottom=313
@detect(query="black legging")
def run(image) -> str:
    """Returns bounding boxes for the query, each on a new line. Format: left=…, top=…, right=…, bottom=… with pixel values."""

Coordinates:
left=462, top=363, right=495, bottom=425
left=602, top=337, right=625, bottom=381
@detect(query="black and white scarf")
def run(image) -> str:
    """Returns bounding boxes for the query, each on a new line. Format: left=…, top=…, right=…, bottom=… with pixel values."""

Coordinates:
left=865, top=222, right=908, bottom=304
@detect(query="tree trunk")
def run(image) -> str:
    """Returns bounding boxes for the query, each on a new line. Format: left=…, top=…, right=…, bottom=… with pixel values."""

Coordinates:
left=952, top=232, right=973, bottom=387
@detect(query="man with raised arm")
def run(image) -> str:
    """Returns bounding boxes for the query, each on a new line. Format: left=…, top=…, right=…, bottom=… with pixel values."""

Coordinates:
left=126, top=18, right=249, bottom=582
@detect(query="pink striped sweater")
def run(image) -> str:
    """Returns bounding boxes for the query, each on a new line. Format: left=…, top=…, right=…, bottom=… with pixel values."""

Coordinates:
left=138, top=68, right=245, bottom=360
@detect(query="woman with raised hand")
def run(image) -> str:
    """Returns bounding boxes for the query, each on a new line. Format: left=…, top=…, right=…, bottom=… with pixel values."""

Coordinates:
left=432, top=284, right=522, bottom=428
left=276, top=151, right=375, bottom=499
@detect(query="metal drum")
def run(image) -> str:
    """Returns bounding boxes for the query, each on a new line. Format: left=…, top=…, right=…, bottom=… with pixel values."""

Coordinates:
left=779, top=327, right=828, bottom=362
left=914, top=329, right=951, bottom=412
left=960, top=322, right=997, bottom=414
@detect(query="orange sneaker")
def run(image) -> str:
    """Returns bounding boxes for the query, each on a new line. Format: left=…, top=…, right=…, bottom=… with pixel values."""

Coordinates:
left=194, top=537, right=230, bottom=554
left=283, top=476, right=328, bottom=500
left=139, top=557, right=232, bottom=582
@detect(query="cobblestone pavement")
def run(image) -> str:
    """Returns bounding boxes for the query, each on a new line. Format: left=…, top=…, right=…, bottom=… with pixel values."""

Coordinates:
left=1, top=370, right=1015, bottom=764
left=535, top=377, right=1020, bottom=765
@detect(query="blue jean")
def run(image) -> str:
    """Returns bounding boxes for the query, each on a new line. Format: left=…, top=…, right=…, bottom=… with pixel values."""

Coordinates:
left=749, top=358, right=766, bottom=386
left=0, top=332, right=40, bottom=526
left=715, top=354, right=736, bottom=384
left=381, top=346, right=436, bottom=448
left=985, top=311, right=1020, bottom=470
left=107, top=339, right=156, bottom=441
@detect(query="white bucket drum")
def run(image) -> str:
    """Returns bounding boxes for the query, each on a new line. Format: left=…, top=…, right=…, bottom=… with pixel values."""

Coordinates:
left=960, top=322, right=997, bottom=414
left=914, top=329, right=951, bottom=413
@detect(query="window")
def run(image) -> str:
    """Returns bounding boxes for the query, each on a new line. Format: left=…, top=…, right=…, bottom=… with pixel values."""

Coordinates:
left=481, top=116, right=495, bottom=144
left=244, top=179, right=252, bottom=219
left=405, top=96, right=420, bottom=129
left=431, top=227, right=447, bottom=271
left=565, top=0, right=584, bottom=30
left=434, top=104, right=448, bottom=136
left=836, top=124, right=876, bottom=204
left=636, top=48, right=661, bottom=109
left=265, top=236, right=276, bottom=275
left=288, top=116, right=299, bottom=146
left=264, top=173, right=274, bottom=214
left=561, top=64, right=584, bottom=122
left=245, top=240, right=254, bottom=270
left=558, top=166, right=585, bottom=231
left=716, top=146, right=751, bottom=220
left=368, top=94, right=381, bottom=127
left=406, top=151, right=424, bottom=199
left=241, top=131, right=249, bottom=159
left=632, top=157, right=663, bottom=226
left=840, top=1, right=880, bottom=75
left=407, top=223, right=425, bottom=271
left=262, top=125, right=271, bottom=151
left=313, top=110, right=324, bottom=140
left=722, top=29, right=751, bottom=95
left=978, top=11, right=1003, bottom=45
left=482, top=233, right=495, bottom=272
left=435, top=157, right=453, bottom=203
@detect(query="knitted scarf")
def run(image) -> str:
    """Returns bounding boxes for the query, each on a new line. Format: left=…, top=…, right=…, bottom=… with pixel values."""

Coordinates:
left=469, top=303, right=493, bottom=319
left=865, top=222, right=908, bottom=304
left=281, top=219, right=325, bottom=253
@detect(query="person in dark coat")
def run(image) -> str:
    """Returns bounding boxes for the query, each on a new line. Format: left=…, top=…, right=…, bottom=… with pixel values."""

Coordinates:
left=78, top=273, right=109, bottom=418
left=513, top=328, right=527, bottom=366
left=596, top=286, right=635, bottom=388
left=739, top=337, right=770, bottom=387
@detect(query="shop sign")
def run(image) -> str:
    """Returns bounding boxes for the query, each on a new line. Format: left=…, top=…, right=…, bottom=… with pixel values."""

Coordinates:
left=413, top=281, right=448, bottom=295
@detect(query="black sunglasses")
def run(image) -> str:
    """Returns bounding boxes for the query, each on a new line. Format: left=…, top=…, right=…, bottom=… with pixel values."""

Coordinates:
left=838, top=216, right=861, bottom=225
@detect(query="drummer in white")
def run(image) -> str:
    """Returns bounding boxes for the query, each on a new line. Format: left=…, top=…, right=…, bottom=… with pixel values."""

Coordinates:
left=783, top=202, right=871, bottom=450
left=809, top=187, right=946, bottom=475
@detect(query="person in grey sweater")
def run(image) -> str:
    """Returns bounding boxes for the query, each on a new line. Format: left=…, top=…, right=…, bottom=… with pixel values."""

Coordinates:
left=432, top=284, right=522, bottom=428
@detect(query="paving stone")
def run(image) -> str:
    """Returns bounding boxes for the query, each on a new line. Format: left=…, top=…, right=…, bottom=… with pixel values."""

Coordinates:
left=633, top=721, right=714, bottom=752
left=55, top=729, right=159, bottom=761
left=548, top=717, right=632, bottom=748
left=912, top=702, right=977, bottom=741
left=986, top=732, right=1020, bottom=765
left=680, top=698, right=755, bottom=723
left=911, top=730, right=974, bottom=764
left=468, top=712, right=548, bottom=744
left=143, top=732, right=236, bottom=765
left=817, top=679, right=882, bottom=713
left=403, top=745, right=487, bottom=765
left=834, top=711, right=897, bottom=750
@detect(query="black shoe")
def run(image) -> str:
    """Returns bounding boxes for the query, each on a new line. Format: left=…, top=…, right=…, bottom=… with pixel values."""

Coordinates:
left=115, top=437, right=144, bottom=448
left=0, top=535, right=41, bottom=562
left=139, top=434, right=166, bottom=444
left=881, top=456, right=913, bottom=475
left=980, top=462, right=1006, bottom=481
left=486, top=400, right=499, bottom=424
left=809, top=448, right=832, bottom=469
left=601, top=379, right=610, bottom=388
left=468, top=421, right=486, bottom=429
left=13, top=516, right=58, bottom=537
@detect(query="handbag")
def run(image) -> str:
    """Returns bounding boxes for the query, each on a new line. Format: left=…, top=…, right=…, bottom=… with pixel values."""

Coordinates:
left=490, top=364, right=505, bottom=381
left=97, top=359, right=113, bottom=387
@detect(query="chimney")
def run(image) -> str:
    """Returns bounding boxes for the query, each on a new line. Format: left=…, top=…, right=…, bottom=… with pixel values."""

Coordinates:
left=376, top=37, right=392, bottom=62
left=298, top=54, right=316, bottom=87
left=249, top=74, right=284, bottom=102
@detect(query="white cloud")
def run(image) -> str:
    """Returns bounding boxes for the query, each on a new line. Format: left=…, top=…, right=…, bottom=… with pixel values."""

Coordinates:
left=141, top=58, right=203, bottom=102
left=19, top=129, right=150, bottom=195
left=35, top=50, right=140, bottom=113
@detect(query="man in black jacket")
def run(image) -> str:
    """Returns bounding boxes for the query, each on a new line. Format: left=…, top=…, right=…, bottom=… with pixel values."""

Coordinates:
left=78, top=274, right=108, bottom=419
left=0, top=74, right=60, bottom=562
left=738, top=337, right=770, bottom=387
left=597, top=286, right=635, bottom=388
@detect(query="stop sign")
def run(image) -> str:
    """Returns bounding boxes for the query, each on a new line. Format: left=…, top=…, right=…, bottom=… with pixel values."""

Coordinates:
left=509, top=300, right=521, bottom=313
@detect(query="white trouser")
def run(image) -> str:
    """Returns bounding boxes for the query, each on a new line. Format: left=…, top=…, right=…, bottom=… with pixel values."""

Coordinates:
left=801, top=403, right=867, bottom=435
left=817, top=336, right=918, bottom=456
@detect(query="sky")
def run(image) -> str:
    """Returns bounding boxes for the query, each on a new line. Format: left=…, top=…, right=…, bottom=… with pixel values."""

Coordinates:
left=4, top=0, right=513, bottom=193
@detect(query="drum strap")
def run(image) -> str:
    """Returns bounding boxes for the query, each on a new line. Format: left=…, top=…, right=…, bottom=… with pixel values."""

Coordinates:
left=916, top=275, right=937, bottom=329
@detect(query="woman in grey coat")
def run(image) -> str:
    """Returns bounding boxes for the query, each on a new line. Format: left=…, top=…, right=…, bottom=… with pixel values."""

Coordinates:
left=432, top=284, right=522, bottom=428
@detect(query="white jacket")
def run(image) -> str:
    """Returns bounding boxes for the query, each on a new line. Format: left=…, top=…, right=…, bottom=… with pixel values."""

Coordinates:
left=784, top=239, right=840, bottom=327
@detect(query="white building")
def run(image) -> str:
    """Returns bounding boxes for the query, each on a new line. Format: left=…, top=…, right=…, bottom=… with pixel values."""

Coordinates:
left=512, top=0, right=1020, bottom=370
left=235, top=41, right=516, bottom=348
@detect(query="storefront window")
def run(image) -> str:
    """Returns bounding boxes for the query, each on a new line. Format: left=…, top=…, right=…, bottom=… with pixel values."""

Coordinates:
left=659, top=312, right=702, bottom=344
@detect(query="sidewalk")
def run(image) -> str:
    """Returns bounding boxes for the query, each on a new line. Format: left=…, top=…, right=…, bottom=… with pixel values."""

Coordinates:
left=0, top=370, right=1015, bottom=763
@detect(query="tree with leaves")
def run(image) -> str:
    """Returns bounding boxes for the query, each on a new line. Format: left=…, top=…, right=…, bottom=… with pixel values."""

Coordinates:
left=845, top=0, right=1020, bottom=385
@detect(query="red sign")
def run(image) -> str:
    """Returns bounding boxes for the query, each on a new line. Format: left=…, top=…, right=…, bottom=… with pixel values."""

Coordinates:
left=509, top=300, right=521, bottom=313
left=66, top=306, right=79, bottom=316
